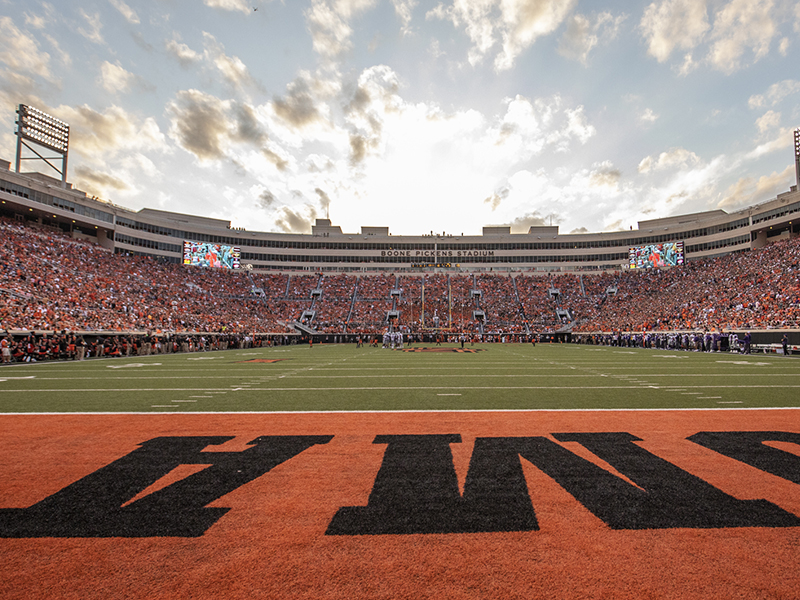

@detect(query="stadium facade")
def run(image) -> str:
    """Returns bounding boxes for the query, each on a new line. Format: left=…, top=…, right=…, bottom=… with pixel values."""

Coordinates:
left=1, top=157, right=798, bottom=274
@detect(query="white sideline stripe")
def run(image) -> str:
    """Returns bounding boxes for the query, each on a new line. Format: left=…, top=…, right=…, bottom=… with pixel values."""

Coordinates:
left=5, top=407, right=800, bottom=415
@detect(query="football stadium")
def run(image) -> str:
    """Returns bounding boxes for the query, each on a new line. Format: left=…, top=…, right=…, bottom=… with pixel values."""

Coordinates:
left=1, top=97, right=799, bottom=599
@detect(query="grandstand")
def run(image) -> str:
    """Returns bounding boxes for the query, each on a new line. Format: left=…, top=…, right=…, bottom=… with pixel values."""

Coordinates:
left=1, top=127, right=800, bottom=350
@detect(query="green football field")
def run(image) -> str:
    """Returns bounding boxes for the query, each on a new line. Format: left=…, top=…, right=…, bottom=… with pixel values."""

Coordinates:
left=1, top=343, right=798, bottom=413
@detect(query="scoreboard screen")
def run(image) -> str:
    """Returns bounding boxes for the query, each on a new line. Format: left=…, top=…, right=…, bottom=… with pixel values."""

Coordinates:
left=182, top=240, right=240, bottom=269
left=629, top=241, right=684, bottom=269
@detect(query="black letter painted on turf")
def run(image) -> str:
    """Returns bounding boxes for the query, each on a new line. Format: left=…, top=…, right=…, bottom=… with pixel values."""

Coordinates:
left=0, top=435, right=332, bottom=537
left=688, top=431, right=800, bottom=484
left=537, top=432, right=800, bottom=529
left=326, top=435, right=538, bottom=535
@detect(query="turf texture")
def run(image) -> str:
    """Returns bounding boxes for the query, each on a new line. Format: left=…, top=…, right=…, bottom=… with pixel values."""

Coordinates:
left=0, top=343, right=798, bottom=412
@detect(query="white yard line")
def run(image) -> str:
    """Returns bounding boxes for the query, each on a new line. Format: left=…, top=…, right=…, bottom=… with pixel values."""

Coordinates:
left=3, top=384, right=800, bottom=392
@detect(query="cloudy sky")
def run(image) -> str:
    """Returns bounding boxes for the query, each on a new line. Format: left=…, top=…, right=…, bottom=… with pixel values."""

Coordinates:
left=0, top=0, right=798, bottom=236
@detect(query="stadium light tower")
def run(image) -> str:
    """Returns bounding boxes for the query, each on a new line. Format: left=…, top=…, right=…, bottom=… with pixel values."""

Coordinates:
left=14, top=104, right=70, bottom=185
left=795, top=127, right=800, bottom=189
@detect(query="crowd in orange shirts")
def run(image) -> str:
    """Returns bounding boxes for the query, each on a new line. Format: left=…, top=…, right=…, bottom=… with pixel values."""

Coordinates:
left=2, top=217, right=799, bottom=337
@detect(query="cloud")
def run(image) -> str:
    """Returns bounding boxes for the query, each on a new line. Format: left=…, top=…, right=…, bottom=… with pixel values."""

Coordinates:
left=273, top=76, right=323, bottom=128
left=717, top=165, right=794, bottom=209
left=557, top=11, right=626, bottom=64
left=496, top=0, right=578, bottom=70
left=155, top=64, right=607, bottom=236
left=24, top=2, right=56, bottom=30
left=131, top=31, right=154, bottom=52
left=204, top=0, right=251, bottom=14
left=0, top=70, right=42, bottom=107
left=73, top=165, right=130, bottom=196
left=167, top=90, right=233, bottom=161
left=748, top=79, right=800, bottom=108
left=275, top=204, right=319, bottom=233
left=638, top=147, right=701, bottom=173
left=349, top=134, right=368, bottom=165
left=43, top=34, right=71, bottom=67
left=483, top=187, right=509, bottom=210
left=263, top=148, right=289, bottom=170
left=755, top=110, right=781, bottom=133
left=589, top=162, right=621, bottom=188
left=232, top=103, right=267, bottom=145
left=78, top=10, right=105, bottom=45
left=202, top=32, right=260, bottom=90
left=707, top=0, right=776, bottom=73
left=392, top=0, right=418, bottom=35
left=602, top=219, right=626, bottom=232
left=557, top=105, right=595, bottom=146
left=167, top=89, right=287, bottom=169
left=109, top=0, right=140, bottom=25
left=165, top=38, right=202, bottom=67
left=427, top=0, right=497, bottom=66
left=315, top=187, right=332, bottom=213
left=674, top=51, right=700, bottom=75
left=639, top=108, right=658, bottom=123
left=305, top=0, right=378, bottom=58
left=99, top=61, right=153, bottom=94
left=641, top=0, right=789, bottom=73
left=746, top=125, right=795, bottom=158
left=509, top=210, right=560, bottom=232
left=429, top=0, right=576, bottom=70
left=53, top=104, right=167, bottom=157
left=24, top=12, right=46, bottom=29
left=640, top=0, right=709, bottom=62
left=343, top=66, right=401, bottom=164
left=0, top=16, right=53, bottom=80
left=161, top=33, right=264, bottom=90
left=484, top=95, right=596, bottom=162
left=258, top=189, right=277, bottom=208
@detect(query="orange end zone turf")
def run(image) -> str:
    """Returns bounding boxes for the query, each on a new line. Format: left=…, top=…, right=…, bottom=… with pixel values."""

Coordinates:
left=1, top=410, right=799, bottom=599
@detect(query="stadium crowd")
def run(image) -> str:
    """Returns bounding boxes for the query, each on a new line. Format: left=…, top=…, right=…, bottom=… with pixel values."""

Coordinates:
left=2, top=217, right=799, bottom=361
left=571, top=236, right=800, bottom=332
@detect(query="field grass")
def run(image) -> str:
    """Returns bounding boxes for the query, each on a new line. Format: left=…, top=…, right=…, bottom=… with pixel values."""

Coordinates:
left=1, top=342, right=798, bottom=413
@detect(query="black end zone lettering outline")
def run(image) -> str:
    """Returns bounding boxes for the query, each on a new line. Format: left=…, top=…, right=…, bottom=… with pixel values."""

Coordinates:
left=688, top=431, right=800, bottom=485
left=327, top=433, right=800, bottom=535
left=0, top=435, right=333, bottom=538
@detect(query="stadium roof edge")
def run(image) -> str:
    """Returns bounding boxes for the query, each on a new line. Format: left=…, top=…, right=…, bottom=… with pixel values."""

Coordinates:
left=638, top=209, right=729, bottom=229
left=136, top=207, right=231, bottom=227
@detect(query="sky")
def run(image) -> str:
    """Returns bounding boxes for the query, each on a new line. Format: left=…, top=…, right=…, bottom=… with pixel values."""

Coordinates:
left=0, top=0, right=798, bottom=236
